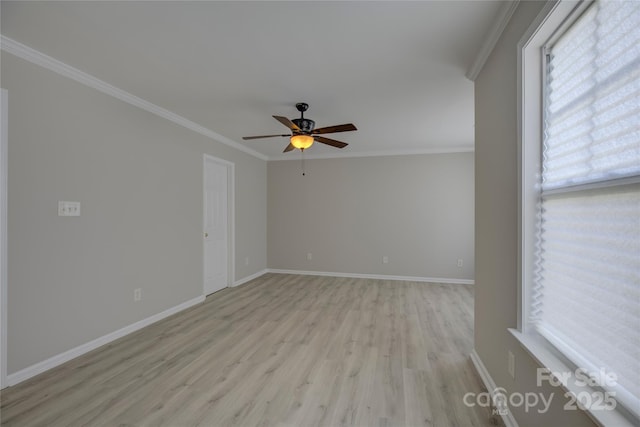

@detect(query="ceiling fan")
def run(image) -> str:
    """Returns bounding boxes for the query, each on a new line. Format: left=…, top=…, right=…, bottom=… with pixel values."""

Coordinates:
left=243, top=103, right=357, bottom=153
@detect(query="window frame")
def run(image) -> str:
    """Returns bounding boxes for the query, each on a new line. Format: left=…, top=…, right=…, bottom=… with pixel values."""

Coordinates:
left=512, top=1, right=638, bottom=426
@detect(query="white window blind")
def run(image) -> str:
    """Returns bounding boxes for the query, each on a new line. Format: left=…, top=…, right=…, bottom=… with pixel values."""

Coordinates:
left=533, top=0, right=640, bottom=417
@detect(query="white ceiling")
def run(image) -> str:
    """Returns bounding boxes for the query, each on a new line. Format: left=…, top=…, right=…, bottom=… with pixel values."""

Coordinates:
left=1, top=1, right=503, bottom=160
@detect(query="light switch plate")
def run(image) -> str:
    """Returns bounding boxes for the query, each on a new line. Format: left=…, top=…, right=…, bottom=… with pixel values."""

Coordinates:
left=58, top=201, right=81, bottom=216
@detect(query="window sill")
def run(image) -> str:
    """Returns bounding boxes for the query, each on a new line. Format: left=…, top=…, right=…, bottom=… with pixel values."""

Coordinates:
left=509, top=328, right=636, bottom=427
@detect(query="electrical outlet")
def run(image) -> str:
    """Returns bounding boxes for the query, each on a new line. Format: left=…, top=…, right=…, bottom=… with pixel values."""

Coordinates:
left=307, top=253, right=312, bottom=261
left=508, top=350, right=515, bottom=379
left=134, top=288, right=142, bottom=302
left=457, top=259, right=464, bottom=267
left=382, top=256, right=389, bottom=264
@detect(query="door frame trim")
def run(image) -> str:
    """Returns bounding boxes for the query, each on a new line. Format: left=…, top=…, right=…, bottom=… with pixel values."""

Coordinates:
left=1, top=89, right=8, bottom=389
left=202, top=154, right=235, bottom=296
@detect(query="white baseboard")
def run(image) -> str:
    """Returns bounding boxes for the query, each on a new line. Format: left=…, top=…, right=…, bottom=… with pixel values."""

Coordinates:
left=233, top=269, right=268, bottom=287
left=470, top=349, right=519, bottom=427
left=6, top=295, right=205, bottom=387
left=267, top=268, right=474, bottom=285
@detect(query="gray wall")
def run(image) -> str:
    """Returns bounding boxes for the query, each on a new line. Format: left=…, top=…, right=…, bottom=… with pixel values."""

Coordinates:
left=268, top=154, right=474, bottom=281
left=474, top=2, right=595, bottom=426
left=2, top=52, right=267, bottom=374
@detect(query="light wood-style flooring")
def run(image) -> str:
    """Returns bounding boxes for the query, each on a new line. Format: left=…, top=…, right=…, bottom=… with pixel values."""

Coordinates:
left=1, top=274, right=493, bottom=427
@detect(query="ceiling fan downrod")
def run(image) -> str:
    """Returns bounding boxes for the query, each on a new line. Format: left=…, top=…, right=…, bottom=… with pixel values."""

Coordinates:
left=296, top=102, right=308, bottom=115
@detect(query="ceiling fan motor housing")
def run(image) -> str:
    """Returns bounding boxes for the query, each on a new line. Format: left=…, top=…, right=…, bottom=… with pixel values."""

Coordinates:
left=292, top=118, right=315, bottom=133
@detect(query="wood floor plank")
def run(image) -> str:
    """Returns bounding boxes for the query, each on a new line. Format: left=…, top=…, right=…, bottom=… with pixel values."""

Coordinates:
left=1, top=274, right=493, bottom=427
left=403, top=367, right=434, bottom=427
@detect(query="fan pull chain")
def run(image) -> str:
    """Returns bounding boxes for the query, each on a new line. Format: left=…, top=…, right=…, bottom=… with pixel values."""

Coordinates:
left=301, top=148, right=306, bottom=176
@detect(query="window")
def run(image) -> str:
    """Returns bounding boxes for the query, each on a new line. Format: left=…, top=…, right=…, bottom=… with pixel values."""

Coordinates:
left=517, top=0, right=639, bottom=425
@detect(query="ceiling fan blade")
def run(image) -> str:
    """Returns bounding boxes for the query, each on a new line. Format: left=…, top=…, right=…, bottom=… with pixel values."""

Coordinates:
left=283, top=143, right=296, bottom=153
left=242, top=134, right=289, bottom=140
left=312, top=123, right=357, bottom=135
left=314, top=135, right=348, bottom=149
left=273, top=115, right=301, bottom=131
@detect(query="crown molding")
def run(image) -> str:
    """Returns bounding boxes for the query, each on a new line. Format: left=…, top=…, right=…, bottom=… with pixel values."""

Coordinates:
left=466, top=0, right=520, bottom=81
left=0, top=36, right=269, bottom=161
left=268, top=145, right=474, bottom=161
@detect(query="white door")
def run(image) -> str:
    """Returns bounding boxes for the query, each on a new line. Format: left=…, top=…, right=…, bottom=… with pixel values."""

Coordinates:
left=203, top=157, right=229, bottom=295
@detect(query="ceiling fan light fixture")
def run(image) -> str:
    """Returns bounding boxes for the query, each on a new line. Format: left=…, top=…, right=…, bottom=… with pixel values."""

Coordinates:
left=290, top=134, right=314, bottom=150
